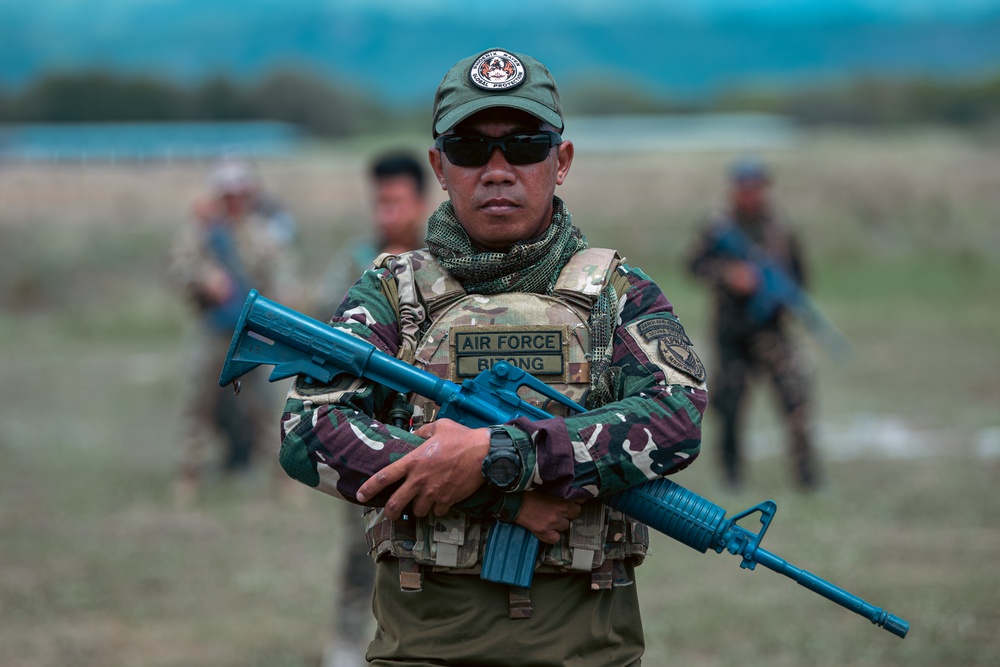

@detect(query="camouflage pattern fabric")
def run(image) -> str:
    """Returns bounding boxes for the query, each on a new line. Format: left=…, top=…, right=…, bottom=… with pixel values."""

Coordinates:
left=425, top=196, right=585, bottom=296
left=686, top=208, right=818, bottom=488
left=393, top=247, right=619, bottom=417
left=713, top=321, right=816, bottom=487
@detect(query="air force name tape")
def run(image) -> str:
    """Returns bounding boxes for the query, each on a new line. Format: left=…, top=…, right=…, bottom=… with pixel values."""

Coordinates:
left=469, top=50, right=526, bottom=91
left=452, top=325, right=566, bottom=378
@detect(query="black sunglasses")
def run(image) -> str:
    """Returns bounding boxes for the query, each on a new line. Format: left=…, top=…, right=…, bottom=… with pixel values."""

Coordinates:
left=434, top=131, right=563, bottom=167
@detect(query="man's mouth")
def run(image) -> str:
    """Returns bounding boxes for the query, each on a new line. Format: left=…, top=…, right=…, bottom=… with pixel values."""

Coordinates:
left=480, top=198, right=519, bottom=214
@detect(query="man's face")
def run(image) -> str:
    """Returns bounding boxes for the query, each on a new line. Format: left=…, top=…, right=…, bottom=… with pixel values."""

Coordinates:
left=221, top=190, right=254, bottom=221
left=731, top=179, right=769, bottom=216
left=428, top=108, right=574, bottom=252
left=374, top=175, right=425, bottom=247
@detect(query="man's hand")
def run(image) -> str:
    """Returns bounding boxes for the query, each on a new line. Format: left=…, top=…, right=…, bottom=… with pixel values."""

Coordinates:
left=723, top=260, right=759, bottom=296
left=201, top=266, right=234, bottom=304
left=356, top=419, right=489, bottom=520
left=192, top=197, right=222, bottom=224
left=515, top=492, right=585, bottom=544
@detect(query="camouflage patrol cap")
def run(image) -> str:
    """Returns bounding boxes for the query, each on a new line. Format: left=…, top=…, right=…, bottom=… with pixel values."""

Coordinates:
left=209, top=156, right=259, bottom=195
left=432, top=48, right=564, bottom=136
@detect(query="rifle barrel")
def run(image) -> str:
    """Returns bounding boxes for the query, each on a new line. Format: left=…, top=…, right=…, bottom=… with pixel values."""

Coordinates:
left=751, top=547, right=910, bottom=638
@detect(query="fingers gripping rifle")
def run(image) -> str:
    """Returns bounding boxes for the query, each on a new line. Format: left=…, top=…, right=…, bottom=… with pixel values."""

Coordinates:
left=219, top=290, right=908, bottom=638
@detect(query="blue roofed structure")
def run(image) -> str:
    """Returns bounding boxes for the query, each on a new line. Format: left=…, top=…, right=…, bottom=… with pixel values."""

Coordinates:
left=0, top=121, right=301, bottom=162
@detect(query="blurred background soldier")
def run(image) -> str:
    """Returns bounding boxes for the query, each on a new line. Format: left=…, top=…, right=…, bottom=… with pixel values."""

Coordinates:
left=315, top=151, right=428, bottom=667
left=169, top=155, right=300, bottom=506
left=686, top=156, right=819, bottom=491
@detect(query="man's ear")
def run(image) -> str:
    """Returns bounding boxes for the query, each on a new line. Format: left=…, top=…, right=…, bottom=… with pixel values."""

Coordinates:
left=555, top=140, right=574, bottom=186
left=428, top=147, right=447, bottom=191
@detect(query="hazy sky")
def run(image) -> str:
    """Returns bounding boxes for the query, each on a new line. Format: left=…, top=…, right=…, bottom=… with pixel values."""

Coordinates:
left=7, top=0, right=1000, bottom=22
left=3, top=0, right=999, bottom=100
left=329, top=0, right=999, bottom=21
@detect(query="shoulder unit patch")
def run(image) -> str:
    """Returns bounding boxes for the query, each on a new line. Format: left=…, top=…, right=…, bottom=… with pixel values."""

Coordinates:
left=634, top=316, right=707, bottom=385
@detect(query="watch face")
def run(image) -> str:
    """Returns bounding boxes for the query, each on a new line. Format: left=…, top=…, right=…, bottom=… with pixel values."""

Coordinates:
left=486, top=428, right=520, bottom=491
left=489, top=456, right=519, bottom=488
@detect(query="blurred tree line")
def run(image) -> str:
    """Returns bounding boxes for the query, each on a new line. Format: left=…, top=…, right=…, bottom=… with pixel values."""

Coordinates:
left=1, top=68, right=999, bottom=134
left=0, top=69, right=391, bottom=136
left=715, top=74, right=1000, bottom=126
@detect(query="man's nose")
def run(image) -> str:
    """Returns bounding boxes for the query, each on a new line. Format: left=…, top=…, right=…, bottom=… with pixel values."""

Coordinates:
left=481, top=145, right=516, bottom=183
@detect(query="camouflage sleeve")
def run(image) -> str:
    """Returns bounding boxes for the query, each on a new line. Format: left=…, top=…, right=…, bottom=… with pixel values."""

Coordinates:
left=278, top=268, right=418, bottom=502
left=277, top=268, right=504, bottom=515
left=508, top=266, right=707, bottom=500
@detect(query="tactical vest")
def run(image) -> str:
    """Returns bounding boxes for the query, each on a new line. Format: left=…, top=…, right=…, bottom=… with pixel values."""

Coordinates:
left=363, top=248, right=650, bottom=610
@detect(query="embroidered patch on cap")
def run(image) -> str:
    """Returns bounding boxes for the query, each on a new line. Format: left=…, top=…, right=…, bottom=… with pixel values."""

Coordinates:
left=469, top=50, right=526, bottom=91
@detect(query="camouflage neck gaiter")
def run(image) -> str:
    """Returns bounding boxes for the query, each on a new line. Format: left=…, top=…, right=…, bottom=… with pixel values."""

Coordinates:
left=425, top=196, right=586, bottom=296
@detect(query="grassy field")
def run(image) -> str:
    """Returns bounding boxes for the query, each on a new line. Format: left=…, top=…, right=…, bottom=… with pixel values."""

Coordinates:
left=1, top=126, right=998, bottom=666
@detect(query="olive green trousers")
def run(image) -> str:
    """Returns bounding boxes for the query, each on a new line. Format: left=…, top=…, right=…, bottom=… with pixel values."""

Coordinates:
left=367, top=558, right=644, bottom=667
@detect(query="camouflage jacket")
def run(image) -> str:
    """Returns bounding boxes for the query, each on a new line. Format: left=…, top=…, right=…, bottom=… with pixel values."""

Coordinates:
left=279, top=249, right=707, bottom=520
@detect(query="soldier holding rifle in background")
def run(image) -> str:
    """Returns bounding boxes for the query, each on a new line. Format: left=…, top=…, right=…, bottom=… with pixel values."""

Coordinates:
left=169, top=156, right=298, bottom=505
left=686, top=157, right=820, bottom=491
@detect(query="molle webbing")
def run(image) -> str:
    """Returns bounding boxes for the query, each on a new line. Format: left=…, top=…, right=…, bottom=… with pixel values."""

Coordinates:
left=380, top=247, right=624, bottom=375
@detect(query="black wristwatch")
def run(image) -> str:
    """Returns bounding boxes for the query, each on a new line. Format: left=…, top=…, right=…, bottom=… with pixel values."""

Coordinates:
left=481, top=427, right=522, bottom=492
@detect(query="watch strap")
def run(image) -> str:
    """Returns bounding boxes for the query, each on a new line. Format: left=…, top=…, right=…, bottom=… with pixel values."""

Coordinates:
left=493, top=492, right=523, bottom=523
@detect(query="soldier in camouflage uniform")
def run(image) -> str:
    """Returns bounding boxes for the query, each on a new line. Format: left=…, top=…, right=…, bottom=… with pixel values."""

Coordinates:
left=170, top=157, right=299, bottom=505
left=686, top=157, right=818, bottom=490
left=315, top=153, right=429, bottom=667
left=279, top=48, right=707, bottom=666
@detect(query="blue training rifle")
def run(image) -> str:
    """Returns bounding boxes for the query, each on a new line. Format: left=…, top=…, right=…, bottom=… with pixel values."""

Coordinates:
left=219, top=289, right=908, bottom=638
